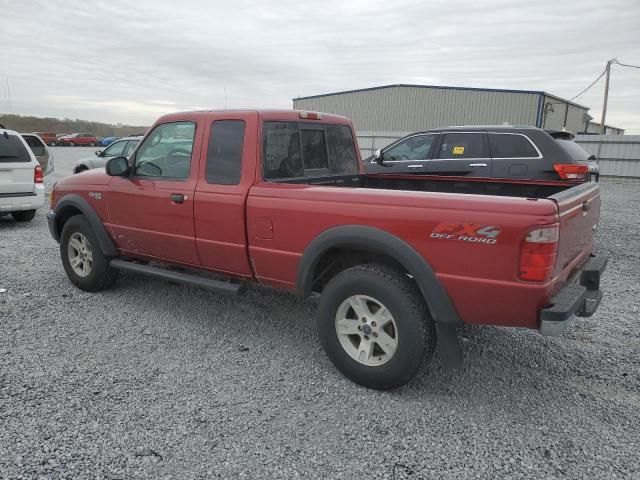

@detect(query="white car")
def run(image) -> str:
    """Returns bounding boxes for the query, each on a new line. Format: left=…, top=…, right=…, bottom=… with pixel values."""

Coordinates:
left=0, top=128, right=46, bottom=222
left=73, top=136, right=141, bottom=174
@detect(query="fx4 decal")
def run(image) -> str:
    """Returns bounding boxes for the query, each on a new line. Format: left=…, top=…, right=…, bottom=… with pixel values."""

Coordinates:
left=431, top=222, right=501, bottom=244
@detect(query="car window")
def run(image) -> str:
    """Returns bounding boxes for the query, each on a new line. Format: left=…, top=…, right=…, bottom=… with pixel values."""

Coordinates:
left=383, top=134, right=434, bottom=162
left=102, top=140, right=127, bottom=157
left=553, top=138, right=590, bottom=161
left=21, top=135, right=46, bottom=156
left=325, top=125, right=358, bottom=174
left=489, top=134, right=539, bottom=158
left=301, top=128, right=329, bottom=175
left=206, top=120, right=245, bottom=185
left=0, top=134, right=31, bottom=163
left=123, top=140, right=139, bottom=157
left=134, top=122, right=195, bottom=179
left=263, top=122, right=358, bottom=180
left=263, top=122, right=303, bottom=179
left=438, top=133, right=486, bottom=159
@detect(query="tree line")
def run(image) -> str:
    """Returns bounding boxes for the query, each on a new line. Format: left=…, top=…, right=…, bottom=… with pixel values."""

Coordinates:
left=0, top=113, right=148, bottom=137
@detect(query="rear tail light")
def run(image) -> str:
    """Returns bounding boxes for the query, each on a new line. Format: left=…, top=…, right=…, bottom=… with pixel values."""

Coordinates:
left=553, top=164, right=588, bottom=180
left=34, top=165, right=44, bottom=184
left=518, top=225, right=559, bottom=282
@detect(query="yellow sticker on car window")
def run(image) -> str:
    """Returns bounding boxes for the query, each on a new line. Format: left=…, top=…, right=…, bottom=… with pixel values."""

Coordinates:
left=453, top=146, right=465, bottom=155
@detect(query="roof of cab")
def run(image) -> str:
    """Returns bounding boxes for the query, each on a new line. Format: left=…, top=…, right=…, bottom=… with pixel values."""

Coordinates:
left=153, top=109, right=352, bottom=125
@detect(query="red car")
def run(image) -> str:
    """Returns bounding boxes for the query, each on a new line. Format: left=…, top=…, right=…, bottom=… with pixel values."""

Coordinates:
left=47, top=109, right=606, bottom=389
left=57, top=133, right=99, bottom=146
left=34, top=132, right=58, bottom=146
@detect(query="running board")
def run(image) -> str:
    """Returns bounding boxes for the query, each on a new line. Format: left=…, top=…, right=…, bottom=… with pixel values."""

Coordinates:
left=110, top=259, right=245, bottom=295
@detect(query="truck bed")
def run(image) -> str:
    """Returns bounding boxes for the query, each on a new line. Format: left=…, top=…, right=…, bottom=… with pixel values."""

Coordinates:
left=284, top=173, right=571, bottom=199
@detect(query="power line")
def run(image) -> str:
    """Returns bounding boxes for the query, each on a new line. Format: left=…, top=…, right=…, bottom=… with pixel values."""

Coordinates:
left=568, top=66, right=607, bottom=102
left=613, top=59, right=640, bottom=69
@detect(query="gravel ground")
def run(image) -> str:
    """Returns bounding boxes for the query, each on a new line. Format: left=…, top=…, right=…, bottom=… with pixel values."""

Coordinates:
left=1, top=148, right=638, bottom=479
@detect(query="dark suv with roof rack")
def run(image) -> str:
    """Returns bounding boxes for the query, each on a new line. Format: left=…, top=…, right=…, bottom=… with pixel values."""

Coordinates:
left=365, top=126, right=596, bottom=182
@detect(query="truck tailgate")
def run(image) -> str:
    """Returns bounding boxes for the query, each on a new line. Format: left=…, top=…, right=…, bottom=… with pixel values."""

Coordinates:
left=550, top=182, right=601, bottom=280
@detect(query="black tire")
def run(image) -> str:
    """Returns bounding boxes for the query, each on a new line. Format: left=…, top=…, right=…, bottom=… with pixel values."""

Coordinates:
left=11, top=210, right=36, bottom=222
left=60, top=215, right=118, bottom=292
left=74, top=165, right=88, bottom=174
left=317, top=264, right=436, bottom=390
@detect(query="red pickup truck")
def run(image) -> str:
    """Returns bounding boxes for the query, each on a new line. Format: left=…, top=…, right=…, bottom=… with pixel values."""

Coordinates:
left=47, top=110, right=607, bottom=389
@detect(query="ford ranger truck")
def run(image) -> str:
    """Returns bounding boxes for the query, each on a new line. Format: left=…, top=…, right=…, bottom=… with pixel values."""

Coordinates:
left=47, top=110, right=607, bottom=390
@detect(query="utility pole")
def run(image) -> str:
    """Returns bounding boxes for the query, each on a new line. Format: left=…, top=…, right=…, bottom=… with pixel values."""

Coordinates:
left=600, top=59, right=614, bottom=135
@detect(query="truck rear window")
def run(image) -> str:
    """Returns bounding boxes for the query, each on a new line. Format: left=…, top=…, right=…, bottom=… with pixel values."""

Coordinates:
left=0, top=134, right=31, bottom=163
left=263, top=122, right=358, bottom=180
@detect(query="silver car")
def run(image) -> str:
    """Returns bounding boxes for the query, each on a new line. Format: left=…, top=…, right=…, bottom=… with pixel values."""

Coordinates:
left=73, top=136, right=141, bottom=174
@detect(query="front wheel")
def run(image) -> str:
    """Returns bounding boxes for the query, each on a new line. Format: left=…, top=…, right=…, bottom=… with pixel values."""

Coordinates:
left=317, top=264, right=436, bottom=390
left=60, top=215, right=118, bottom=291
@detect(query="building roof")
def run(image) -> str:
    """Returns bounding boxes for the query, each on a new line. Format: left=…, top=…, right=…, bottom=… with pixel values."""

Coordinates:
left=293, top=83, right=589, bottom=110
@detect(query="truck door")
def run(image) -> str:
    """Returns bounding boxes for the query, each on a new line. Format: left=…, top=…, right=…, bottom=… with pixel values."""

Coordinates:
left=106, top=121, right=201, bottom=265
left=426, top=132, right=492, bottom=177
left=193, top=113, right=257, bottom=276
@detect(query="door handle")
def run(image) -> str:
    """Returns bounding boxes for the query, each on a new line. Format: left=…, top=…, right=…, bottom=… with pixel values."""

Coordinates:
left=407, top=164, right=424, bottom=169
left=170, top=193, right=186, bottom=204
left=469, top=163, right=488, bottom=167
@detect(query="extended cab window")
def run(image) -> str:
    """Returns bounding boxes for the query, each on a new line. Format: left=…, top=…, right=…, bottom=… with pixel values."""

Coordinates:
left=438, top=133, right=487, bottom=159
left=0, top=134, right=31, bottom=163
left=382, top=134, right=434, bottom=162
left=134, top=122, right=195, bottom=179
left=489, top=134, right=539, bottom=158
left=263, top=122, right=358, bottom=180
left=206, top=120, right=245, bottom=185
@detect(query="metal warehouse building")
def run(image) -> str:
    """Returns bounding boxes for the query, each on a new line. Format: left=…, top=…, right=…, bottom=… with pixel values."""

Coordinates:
left=293, top=84, right=593, bottom=135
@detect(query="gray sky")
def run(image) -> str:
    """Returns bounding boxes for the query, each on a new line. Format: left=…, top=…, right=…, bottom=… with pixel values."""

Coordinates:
left=1, top=0, right=639, bottom=132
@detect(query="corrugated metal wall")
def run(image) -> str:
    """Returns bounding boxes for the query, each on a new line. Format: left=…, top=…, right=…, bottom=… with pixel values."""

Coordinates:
left=540, top=95, right=590, bottom=133
left=293, top=86, right=541, bottom=132
left=575, top=135, right=640, bottom=177
left=584, top=123, right=625, bottom=135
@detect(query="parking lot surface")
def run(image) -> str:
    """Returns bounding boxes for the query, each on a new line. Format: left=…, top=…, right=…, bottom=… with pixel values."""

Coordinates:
left=1, top=148, right=638, bottom=479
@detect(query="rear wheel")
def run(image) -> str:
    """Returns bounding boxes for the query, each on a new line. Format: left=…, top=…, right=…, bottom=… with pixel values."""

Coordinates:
left=68, top=141, right=75, bottom=147
left=60, top=215, right=118, bottom=291
left=89, top=142, right=96, bottom=147
left=12, top=210, right=36, bottom=222
left=74, top=165, right=88, bottom=174
left=317, top=264, right=436, bottom=390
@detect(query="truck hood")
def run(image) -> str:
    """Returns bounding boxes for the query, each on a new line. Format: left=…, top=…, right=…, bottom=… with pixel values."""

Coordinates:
left=57, top=167, right=111, bottom=187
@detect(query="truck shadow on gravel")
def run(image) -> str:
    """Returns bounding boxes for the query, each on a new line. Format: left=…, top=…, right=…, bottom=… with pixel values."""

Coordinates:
left=109, top=272, right=583, bottom=405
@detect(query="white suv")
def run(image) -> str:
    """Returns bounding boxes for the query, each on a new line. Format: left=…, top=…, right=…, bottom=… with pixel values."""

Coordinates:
left=0, top=128, right=46, bottom=222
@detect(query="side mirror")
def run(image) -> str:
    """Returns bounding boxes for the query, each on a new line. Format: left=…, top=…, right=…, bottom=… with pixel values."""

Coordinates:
left=105, top=156, right=130, bottom=176
left=95, top=150, right=103, bottom=156
left=374, top=148, right=384, bottom=164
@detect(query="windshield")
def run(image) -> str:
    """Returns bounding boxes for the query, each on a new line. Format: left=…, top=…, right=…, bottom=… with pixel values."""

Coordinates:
left=0, top=133, right=31, bottom=162
left=554, top=138, right=590, bottom=161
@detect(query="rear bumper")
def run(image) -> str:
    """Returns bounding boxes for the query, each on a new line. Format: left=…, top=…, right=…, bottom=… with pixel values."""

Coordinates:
left=0, top=185, right=45, bottom=213
left=540, top=254, right=608, bottom=336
